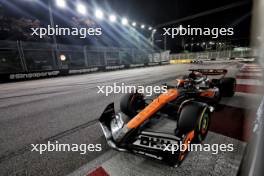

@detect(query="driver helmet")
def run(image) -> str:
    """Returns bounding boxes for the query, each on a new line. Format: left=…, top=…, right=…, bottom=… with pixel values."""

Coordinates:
left=189, top=71, right=202, bottom=80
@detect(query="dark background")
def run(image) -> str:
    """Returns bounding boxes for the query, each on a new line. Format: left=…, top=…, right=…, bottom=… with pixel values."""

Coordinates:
left=0, top=0, right=252, bottom=52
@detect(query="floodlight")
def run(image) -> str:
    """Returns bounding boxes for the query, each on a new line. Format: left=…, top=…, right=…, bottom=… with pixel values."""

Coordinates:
left=95, top=9, right=104, bottom=19
left=60, top=54, right=66, bottom=61
left=132, top=22, right=136, bottom=27
left=109, top=15, right=116, bottom=22
left=56, top=0, right=66, bottom=8
left=121, top=18, right=128, bottom=25
left=76, top=3, right=87, bottom=15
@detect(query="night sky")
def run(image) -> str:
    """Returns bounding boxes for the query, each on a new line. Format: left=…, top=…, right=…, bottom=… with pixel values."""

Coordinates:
left=0, top=0, right=252, bottom=51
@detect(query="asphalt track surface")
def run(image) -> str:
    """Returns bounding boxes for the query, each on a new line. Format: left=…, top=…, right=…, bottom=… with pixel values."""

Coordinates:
left=0, top=62, right=261, bottom=176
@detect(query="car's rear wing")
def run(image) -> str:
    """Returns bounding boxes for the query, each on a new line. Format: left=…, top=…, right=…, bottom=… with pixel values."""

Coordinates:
left=189, top=69, right=227, bottom=76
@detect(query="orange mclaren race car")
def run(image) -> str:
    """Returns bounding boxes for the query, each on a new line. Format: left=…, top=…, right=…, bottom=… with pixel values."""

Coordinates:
left=99, top=69, right=236, bottom=166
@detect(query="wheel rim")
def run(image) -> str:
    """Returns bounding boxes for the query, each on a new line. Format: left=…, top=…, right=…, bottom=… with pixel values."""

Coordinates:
left=199, top=109, right=209, bottom=137
left=201, top=113, right=209, bottom=135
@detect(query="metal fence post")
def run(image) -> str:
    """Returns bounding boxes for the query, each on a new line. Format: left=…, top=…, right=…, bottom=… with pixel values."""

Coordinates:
left=118, top=49, right=122, bottom=64
left=17, top=41, right=28, bottom=72
left=131, top=48, right=135, bottom=64
left=103, top=49, right=107, bottom=66
left=50, top=47, right=57, bottom=69
left=119, top=48, right=122, bottom=64
left=83, top=46, right=88, bottom=67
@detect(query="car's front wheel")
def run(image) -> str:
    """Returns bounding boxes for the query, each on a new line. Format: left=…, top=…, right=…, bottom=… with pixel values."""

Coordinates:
left=176, top=101, right=211, bottom=142
left=120, top=92, right=145, bottom=117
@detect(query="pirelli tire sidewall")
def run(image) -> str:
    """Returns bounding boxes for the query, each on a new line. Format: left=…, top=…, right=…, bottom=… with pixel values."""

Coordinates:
left=194, top=106, right=211, bottom=142
left=177, top=101, right=211, bottom=143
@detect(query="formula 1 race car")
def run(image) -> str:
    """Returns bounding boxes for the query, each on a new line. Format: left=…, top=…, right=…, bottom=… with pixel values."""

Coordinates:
left=99, top=69, right=236, bottom=166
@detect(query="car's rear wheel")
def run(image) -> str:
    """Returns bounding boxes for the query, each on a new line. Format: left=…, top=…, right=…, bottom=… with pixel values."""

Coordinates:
left=120, top=92, right=145, bottom=117
left=219, top=77, right=236, bottom=97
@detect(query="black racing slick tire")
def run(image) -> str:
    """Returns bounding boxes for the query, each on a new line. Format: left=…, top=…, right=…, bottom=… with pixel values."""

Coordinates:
left=177, top=101, right=210, bottom=142
left=219, top=77, right=236, bottom=97
left=120, top=92, right=145, bottom=117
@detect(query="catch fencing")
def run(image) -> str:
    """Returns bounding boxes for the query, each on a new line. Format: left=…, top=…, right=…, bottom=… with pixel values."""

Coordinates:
left=0, top=40, right=169, bottom=76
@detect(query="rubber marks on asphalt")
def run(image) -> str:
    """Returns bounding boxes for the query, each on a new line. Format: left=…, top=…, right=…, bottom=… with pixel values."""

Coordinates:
left=87, top=167, right=109, bottom=176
